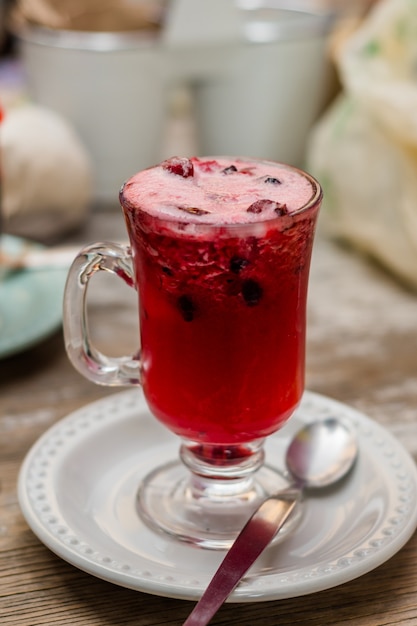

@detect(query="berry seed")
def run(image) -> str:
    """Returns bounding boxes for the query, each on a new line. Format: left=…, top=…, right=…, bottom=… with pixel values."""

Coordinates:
left=247, top=199, right=277, bottom=214
left=177, top=206, right=211, bottom=216
left=222, top=165, right=238, bottom=175
left=264, top=177, right=281, bottom=184
left=274, top=203, right=289, bottom=216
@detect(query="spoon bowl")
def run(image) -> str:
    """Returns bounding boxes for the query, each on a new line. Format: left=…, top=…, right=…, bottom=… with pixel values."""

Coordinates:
left=286, top=417, right=358, bottom=489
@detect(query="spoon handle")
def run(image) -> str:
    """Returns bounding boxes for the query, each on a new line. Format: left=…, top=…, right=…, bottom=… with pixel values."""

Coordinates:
left=183, top=489, right=300, bottom=626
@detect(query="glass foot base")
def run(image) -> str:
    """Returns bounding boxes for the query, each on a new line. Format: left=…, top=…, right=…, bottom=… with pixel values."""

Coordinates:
left=136, top=459, right=304, bottom=549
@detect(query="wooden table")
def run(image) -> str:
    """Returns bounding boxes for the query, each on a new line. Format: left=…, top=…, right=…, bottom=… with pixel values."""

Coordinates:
left=1, top=208, right=417, bottom=625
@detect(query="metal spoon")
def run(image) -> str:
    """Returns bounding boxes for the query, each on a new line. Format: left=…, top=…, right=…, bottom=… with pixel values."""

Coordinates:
left=183, top=416, right=358, bottom=626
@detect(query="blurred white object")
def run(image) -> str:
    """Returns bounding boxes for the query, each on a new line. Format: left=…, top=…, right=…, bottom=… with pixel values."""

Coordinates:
left=1, top=104, right=93, bottom=241
left=0, top=243, right=81, bottom=271
left=0, top=240, right=122, bottom=271
left=16, top=28, right=168, bottom=204
left=164, top=0, right=244, bottom=45
left=193, top=4, right=337, bottom=166
left=307, top=0, right=417, bottom=290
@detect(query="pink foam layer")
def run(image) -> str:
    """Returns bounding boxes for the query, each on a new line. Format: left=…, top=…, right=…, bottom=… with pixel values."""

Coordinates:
left=121, top=157, right=315, bottom=224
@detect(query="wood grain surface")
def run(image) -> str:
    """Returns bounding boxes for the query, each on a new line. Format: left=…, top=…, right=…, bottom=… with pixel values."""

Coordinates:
left=1, top=209, right=417, bottom=626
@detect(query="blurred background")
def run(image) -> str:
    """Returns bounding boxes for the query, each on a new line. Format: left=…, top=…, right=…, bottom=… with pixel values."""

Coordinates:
left=0, top=0, right=376, bottom=239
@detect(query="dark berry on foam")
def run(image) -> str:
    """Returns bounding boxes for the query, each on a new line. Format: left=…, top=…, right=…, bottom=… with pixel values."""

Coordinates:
left=230, top=256, right=249, bottom=274
left=274, top=203, right=289, bottom=216
left=247, top=199, right=277, bottom=214
left=162, top=157, right=194, bottom=178
left=241, top=280, right=263, bottom=306
left=264, top=177, right=281, bottom=184
left=178, top=295, right=195, bottom=321
left=222, top=165, right=238, bottom=175
left=177, top=206, right=210, bottom=216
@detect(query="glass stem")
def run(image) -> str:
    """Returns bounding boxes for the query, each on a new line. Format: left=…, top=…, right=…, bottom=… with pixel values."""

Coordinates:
left=179, top=439, right=266, bottom=501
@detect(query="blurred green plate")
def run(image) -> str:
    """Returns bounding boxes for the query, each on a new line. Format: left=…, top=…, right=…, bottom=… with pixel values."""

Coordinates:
left=0, top=235, right=68, bottom=358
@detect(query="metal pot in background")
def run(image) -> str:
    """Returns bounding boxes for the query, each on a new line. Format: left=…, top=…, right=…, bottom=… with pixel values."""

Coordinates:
left=192, top=3, right=338, bottom=167
left=16, top=27, right=169, bottom=204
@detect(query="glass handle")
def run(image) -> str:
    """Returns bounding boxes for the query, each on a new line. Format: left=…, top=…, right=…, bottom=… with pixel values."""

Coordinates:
left=63, top=242, right=141, bottom=387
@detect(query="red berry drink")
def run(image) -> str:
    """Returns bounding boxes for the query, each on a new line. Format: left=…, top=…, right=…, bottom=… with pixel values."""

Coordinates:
left=64, top=155, right=322, bottom=546
left=120, top=157, right=321, bottom=446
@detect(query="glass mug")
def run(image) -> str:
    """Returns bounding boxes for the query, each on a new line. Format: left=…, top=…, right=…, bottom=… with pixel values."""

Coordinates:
left=63, top=156, right=322, bottom=549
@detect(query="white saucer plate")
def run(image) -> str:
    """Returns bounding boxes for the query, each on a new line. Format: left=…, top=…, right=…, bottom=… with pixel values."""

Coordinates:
left=0, top=235, right=68, bottom=358
left=18, top=389, right=417, bottom=602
